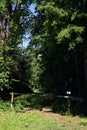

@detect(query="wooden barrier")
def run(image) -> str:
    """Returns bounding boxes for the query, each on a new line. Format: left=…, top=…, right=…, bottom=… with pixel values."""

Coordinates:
left=56, top=95, right=83, bottom=113
left=10, top=92, right=21, bottom=108
left=57, top=95, right=83, bottom=102
left=9, top=91, right=83, bottom=112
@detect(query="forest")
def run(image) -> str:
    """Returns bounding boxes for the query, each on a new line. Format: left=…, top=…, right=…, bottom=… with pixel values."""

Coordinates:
left=0, top=0, right=87, bottom=116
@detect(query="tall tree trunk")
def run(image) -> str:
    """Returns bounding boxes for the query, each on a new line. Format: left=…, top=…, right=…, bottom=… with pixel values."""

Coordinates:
left=84, top=44, right=87, bottom=87
left=72, top=49, right=80, bottom=95
left=0, top=14, right=7, bottom=56
left=82, top=44, right=87, bottom=112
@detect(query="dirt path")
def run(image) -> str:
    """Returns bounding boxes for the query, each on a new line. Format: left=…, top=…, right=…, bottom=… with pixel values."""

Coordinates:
left=40, top=108, right=81, bottom=125
left=21, top=107, right=85, bottom=126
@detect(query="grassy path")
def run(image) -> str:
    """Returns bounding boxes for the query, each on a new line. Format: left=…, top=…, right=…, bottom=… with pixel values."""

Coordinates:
left=0, top=109, right=87, bottom=130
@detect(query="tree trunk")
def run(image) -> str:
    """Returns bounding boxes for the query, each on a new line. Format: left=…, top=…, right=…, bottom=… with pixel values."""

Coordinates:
left=72, top=49, right=80, bottom=95
left=0, top=14, right=6, bottom=56
left=84, top=44, right=87, bottom=87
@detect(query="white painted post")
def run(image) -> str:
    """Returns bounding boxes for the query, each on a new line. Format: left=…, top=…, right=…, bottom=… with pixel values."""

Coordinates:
left=10, top=92, right=14, bottom=108
left=66, top=91, right=71, bottom=113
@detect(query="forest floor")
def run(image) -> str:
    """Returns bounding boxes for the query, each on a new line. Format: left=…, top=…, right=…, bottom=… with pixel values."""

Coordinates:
left=0, top=108, right=87, bottom=130
left=23, top=107, right=87, bottom=126
left=0, top=92, right=87, bottom=130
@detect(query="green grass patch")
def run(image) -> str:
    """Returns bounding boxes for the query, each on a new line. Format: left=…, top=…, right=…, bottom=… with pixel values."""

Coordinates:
left=0, top=110, right=60, bottom=130
left=0, top=110, right=87, bottom=130
left=0, top=93, right=86, bottom=130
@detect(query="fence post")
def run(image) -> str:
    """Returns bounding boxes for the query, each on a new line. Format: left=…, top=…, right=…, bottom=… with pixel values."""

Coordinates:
left=66, top=91, right=71, bottom=114
left=10, top=92, right=14, bottom=108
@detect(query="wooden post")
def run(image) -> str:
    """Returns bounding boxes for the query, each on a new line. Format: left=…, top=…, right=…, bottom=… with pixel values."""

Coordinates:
left=67, top=96, right=71, bottom=113
left=66, top=91, right=71, bottom=114
left=10, top=92, right=14, bottom=108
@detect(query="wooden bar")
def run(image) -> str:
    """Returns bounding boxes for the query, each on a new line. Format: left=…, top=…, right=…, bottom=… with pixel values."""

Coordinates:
left=56, top=95, right=83, bottom=102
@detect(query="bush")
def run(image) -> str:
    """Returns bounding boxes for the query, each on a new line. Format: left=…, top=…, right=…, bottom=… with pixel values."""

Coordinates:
left=14, top=94, right=30, bottom=111
left=0, top=100, right=10, bottom=111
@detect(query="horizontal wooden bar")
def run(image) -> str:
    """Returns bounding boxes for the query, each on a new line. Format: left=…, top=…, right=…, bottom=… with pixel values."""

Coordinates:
left=57, top=95, right=83, bottom=102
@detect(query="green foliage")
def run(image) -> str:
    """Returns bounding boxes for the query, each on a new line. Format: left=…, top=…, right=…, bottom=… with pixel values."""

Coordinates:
left=0, top=56, right=13, bottom=90
left=32, top=0, right=85, bottom=50
left=57, top=26, right=84, bottom=49
left=0, top=0, right=32, bottom=93
left=14, top=94, right=30, bottom=110
left=29, top=0, right=87, bottom=99
left=27, top=48, right=43, bottom=91
left=79, top=119, right=87, bottom=126
left=0, top=100, right=10, bottom=111
left=0, top=0, right=87, bottom=116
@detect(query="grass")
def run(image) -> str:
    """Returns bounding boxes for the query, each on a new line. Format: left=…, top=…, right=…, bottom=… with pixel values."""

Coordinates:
left=0, top=93, right=87, bottom=130
left=0, top=110, right=87, bottom=130
left=0, top=110, right=59, bottom=130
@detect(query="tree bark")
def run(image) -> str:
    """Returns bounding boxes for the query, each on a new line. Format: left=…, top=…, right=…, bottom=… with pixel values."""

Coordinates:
left=72, top=49, right=80, bottom=95
left=84, top=44, right=87, bottom=87
left=0, top=14, right=7, bottom=56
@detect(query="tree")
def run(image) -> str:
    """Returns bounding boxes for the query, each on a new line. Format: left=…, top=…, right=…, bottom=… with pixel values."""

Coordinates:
left=0, top=0, right=32, bottom=95
left=29, top=0, right=87, bottom=96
